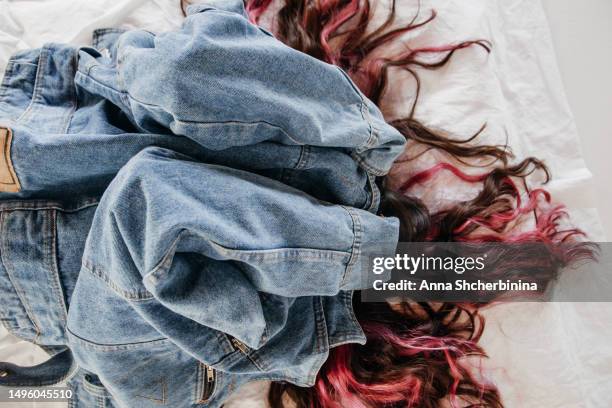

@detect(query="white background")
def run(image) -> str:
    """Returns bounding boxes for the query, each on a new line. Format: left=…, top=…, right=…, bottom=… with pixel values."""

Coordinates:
left=541, top=0, right=612, bottom=239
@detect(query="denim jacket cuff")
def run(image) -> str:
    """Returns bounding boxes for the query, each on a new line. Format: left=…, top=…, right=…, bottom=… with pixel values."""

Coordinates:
left=339, top=208, right=399, bottom=290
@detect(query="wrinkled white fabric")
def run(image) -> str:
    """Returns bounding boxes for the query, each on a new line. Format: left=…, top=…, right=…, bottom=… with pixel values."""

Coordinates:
left=0, top=0, right=609, bottom=407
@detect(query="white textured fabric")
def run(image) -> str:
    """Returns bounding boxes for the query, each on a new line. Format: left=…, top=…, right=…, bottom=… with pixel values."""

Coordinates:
left=0, top=0, right=609, bottom=407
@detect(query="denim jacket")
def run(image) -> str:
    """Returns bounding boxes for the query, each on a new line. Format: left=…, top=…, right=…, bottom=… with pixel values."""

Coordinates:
left=0, top=1, right=405, bottom=406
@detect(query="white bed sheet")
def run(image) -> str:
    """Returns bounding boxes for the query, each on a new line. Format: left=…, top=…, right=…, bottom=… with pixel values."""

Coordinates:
left=0, top=0, right=610, bottom=407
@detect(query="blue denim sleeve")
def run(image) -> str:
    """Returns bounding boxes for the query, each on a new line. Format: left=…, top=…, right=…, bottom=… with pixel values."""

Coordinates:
left=80, top=147, right=398, bottom=347
left=74, top=2, right=406, bottom=175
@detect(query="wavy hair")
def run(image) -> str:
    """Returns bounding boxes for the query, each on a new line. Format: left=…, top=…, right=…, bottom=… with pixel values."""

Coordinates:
left=269, top=299, right=502, bottom=408
left=181, top=1, right=597, bottom=406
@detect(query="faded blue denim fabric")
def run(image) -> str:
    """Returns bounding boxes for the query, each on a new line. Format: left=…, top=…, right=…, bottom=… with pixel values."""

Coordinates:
left=0, top=39, right=391, bottom=212
left=0, top=1, right=405, bottom=406
left=75, top=1, right=405, bottom=180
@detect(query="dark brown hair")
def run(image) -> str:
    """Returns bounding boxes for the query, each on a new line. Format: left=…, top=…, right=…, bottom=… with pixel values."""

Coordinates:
left=269, top=299, right=502, bottom=408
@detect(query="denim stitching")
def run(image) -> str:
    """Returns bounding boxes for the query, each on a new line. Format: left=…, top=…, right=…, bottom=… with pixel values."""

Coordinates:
left=47, top=209, right=69, bottom=328
left=134, top=377, right=167, bottom=404
left=16, top=46, right=47, bottom=124
left=145, top=233, right=183, bottom=282
left=209, top=244, right=351, bottom=262
left=0, top=61, right=15, bottom=101
left=0, top=211, right=43, bottom=341
left=213, top=329, right=236, bottom=356
left=313, top=297, right=327, bottom=354
left=350, top=151, right=387, bottom=175
left=339, top=206, right=362, bottom=287
left=194, top=363, right=202, bottom=404
left=173, top=118, right=306, bottom=145
left=61, top=51, right=79, bottom=134
left=305, top=346, right=329, bottom=387
left=82, top=375, right=109, bottom=398
left=240, top=349, right=268, bottom=372
left=66, top=327, right=168, bottom=351
left=328, top=290, right=366, bottom=347
left=92, top=28, right=127, bottom=49
left=334, top=66, right=376, bottom=152
left=47, top=48, right=77, bottom=134
left=0, top=198, right=99, bottom=212
left=294, top=145, right=311, bottom=169
left=366, top=171, right=381, bottom=213
left=81, top=261, right=154, bottom=301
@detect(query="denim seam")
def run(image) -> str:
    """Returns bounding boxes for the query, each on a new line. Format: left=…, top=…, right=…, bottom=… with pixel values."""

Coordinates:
left=15, top=46, right=47, bottom=125
left=294, top=145, right=311, bottom=169
left=210, top=344, right=246, bottom=368
left=62, top=51, right=79, bottom=134
left=82, top=375, right=110, bottom=398
left=92, top=28, right=128, bottom=49
left=233, top=341, right=268, bottom=372
left=305, top=347, right=329, bottom=386
left=0, top=61, right=15, bottom=101
left=366, top=171, right=381, bottom=213
left=339, top=290, right=365, bottom=345
left=313, top=296, right=327, bottom=354
left=213, top=330, right=236, bottom=356
left=66, top=327, right=168, bottom=351
left=209, top=244, right=351, bottom=262
left=73, top=71, right=132, bottom=125
left=236, top=351, right=267, bottom=372
left=334, top=67, right=373, bottom=151
left=0, top=199, right=99, bottom=212
left=329, top=334, right=364, bottom=343
left=350, top=152, right=387, bottom=176
left=144, top=235, right=181, bottom=284
left=42, top=48, right=78, bottom=134
left=194, top=363, right=202, bottom=404
left=134, top=377, right=167, bottom=405
left=339, top=207, right=362, bottom=288
left=359, top=99, right=377, bottom=152
left=82, top=261, right=154, bottom=301
left=356, top=100, right=390, bottom=176
left=0, top=212, right=43, bottom=341
left=47, top=209, right=69, bottom=329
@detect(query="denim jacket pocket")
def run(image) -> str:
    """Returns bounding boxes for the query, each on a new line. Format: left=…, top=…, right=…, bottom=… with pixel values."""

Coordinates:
left=82, top=372, right=111, bottom=399
left=67, top=332, right=225, bottom=408
left=0, top=204, right=63, bottom=343
left=0, top=199, right=99, bottom=345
